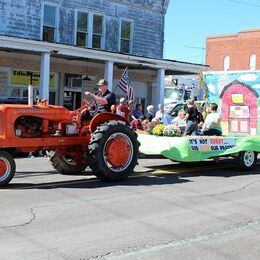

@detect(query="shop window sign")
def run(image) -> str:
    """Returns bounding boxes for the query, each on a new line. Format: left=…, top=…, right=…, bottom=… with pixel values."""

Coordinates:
left=12, top=70, right=55, bottom=88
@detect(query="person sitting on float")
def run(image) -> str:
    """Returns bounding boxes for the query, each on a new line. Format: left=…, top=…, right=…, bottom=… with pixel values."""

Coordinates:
left=171, top=110, right=186, bottom=134
left=201, top=103, right=222, bottom=136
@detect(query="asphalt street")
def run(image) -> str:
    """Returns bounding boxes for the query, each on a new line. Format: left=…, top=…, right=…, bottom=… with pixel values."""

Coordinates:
left=0, top=156, right=260, bottom=260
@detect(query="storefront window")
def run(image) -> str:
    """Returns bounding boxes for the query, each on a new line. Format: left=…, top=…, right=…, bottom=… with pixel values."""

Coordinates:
left=63, top=91, right=81, bottom=110
left=49, top=92, right=56, bottom=105
left=0, top=70, right=10, bottom=97
left=10, top=88, right=21, bottom=97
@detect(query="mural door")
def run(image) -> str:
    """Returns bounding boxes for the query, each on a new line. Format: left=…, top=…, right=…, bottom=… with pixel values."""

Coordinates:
left=229, top=104, right=250, bottom=133
left=220, top=81, right=258, bottom=135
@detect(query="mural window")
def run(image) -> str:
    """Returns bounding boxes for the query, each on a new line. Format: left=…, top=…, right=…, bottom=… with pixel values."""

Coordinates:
left=229, top=105, right=250, bottom=119
left=43, top=4, right=57, bottom=43
left=120, top=20, right=133, bottom=53
left=76, top=11, right=88, bottom=47
left=249, top=54, right=256, bottom=71
left=223, top=55, right=230, bottom=71
left=92, top=15, right=104, bottom=49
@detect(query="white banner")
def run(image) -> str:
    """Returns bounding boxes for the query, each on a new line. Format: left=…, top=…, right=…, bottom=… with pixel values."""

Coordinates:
left=189, top=138, right=236, bottom=152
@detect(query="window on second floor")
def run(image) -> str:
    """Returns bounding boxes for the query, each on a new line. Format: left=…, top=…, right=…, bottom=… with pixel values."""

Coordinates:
left=223, top=55, right=230, bottom=71
left=76, top=11, right=88, bottom=47
left=92, top=15, right=104, bottom=49
left=75, top=12, right=104, bottom=49
left=43, top=4, right=57, bottom=42
left=249, top=53, right=256, bottom=71
left=120, top=20, right=133, bottom=53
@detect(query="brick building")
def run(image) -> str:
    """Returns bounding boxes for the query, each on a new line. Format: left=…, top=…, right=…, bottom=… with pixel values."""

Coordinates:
left=206, top=29, right=260, bottom=71
left=0, top=0, right=205, bottom=109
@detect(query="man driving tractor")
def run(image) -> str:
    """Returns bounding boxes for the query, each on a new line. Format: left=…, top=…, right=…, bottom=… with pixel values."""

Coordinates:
left=81, top=79, right=116, bottom=121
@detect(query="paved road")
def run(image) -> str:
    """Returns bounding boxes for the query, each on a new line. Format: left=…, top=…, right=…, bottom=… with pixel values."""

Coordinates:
left=0, top=157, right=260, bottom=259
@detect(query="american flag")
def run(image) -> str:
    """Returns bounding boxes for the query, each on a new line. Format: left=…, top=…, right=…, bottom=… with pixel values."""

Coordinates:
left=118, top=68, right=134, bottom=101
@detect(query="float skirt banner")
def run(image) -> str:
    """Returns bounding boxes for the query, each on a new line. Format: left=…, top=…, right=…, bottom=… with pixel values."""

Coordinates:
left=138, top=134, right=260, bottom=162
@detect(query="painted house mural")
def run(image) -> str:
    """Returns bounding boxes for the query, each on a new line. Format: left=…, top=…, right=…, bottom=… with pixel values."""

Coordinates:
left=204, top=71, right=260, bottom=136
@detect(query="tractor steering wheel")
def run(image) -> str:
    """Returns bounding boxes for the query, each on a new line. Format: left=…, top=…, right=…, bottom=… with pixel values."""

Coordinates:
left=83, top=94, right=98, bottom=114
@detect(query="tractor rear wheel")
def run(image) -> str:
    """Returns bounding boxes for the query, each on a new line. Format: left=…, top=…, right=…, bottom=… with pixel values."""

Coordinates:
left=0, top=151, right=16, bottom=186
left=48, top=151, right=87, bottom=175
left=88, top=120, right=139, bottom=181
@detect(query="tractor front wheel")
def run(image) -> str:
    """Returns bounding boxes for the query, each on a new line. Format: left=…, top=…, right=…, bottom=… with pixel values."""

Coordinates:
left=88, top=120, right=139, bottom=181
left=0, top=151, right=16, bottom=186
left=48, top=151, right=87, bottom=175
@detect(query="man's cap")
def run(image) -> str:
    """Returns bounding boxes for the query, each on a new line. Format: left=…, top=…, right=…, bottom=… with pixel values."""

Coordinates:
left=120, top=97, right=126, bottom=103
left=97, top=79, right=108, bottom=86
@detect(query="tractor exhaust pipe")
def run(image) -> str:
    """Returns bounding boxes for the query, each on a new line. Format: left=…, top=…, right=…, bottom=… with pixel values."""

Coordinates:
left=27, top=72, right=34, bottom=106
left=28, top=84, right=34, bottom=106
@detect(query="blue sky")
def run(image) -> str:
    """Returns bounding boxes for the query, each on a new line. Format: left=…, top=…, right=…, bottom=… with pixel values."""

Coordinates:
left=164, top=0, right=260, bottom=64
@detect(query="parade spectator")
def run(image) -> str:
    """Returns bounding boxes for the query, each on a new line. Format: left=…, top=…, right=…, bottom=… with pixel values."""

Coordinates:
left=128, top=100, right=135, bottom=113
left=155, top=103, right=165, bottom=123
left=116, top=98, right=131, bottom=122
left=194, top=102, right=205, bottom=133
left=133, top=104, right=143, bottom=119
left=171, top=110, right=186, bottom=133
left=130, top=115, right=146, bottom=131
left=128, top=100, right=136, bottom=121
left=201, top=103, right=222, bottom=136
left=146, top=105, right=155, bottom=122
left=183, top=100, right=199, bottom=135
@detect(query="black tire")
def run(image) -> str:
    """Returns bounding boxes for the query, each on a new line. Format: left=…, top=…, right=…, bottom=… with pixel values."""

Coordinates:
left=88, top=120, right=139, bottom=181
left=48, top=150, right=87, bottom=175
left=236, top=151, right=257, bottom=171
left=0, top=150, right=16, bottom=186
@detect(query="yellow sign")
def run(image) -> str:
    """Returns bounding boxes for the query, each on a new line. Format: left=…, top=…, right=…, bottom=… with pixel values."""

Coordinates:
left=12, top=70, right=55, bottom=88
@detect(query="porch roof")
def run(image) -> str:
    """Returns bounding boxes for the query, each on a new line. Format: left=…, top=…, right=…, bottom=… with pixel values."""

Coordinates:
left=0, top=35, right=208, bottom=75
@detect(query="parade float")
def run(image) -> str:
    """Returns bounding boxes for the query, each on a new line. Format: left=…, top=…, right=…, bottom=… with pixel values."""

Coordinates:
left=138, top=71, right=260, bottom=170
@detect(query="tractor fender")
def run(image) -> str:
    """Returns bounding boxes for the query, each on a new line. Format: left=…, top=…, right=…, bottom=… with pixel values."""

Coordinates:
left=89, top=112, right=128, bottom=133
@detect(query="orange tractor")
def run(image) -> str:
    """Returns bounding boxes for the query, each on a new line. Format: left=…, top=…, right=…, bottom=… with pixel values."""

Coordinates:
left=0, top=98, right=139, bottom=186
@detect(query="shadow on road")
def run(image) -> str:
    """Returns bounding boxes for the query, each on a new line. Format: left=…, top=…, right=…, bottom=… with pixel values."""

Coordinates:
left=146, top=159, right=260, bottom=178
left=3, top=159, right=259, bottom=190
left=5, top=174, right=190, bottom=190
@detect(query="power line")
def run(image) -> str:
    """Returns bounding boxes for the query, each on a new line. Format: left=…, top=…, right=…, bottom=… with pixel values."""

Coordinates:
left=226, top=0, right=260, bottom=8
left=184, top=46, right=206, bottom=64
left=184, top=45, right=205, bottom=50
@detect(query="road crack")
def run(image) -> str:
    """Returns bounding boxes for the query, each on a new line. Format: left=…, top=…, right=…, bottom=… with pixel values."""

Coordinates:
left=89, top=219, right=260, bottom=259
left=0, top=208, right=36, bottom=229
left=200, top=180, right=260, bottom=197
